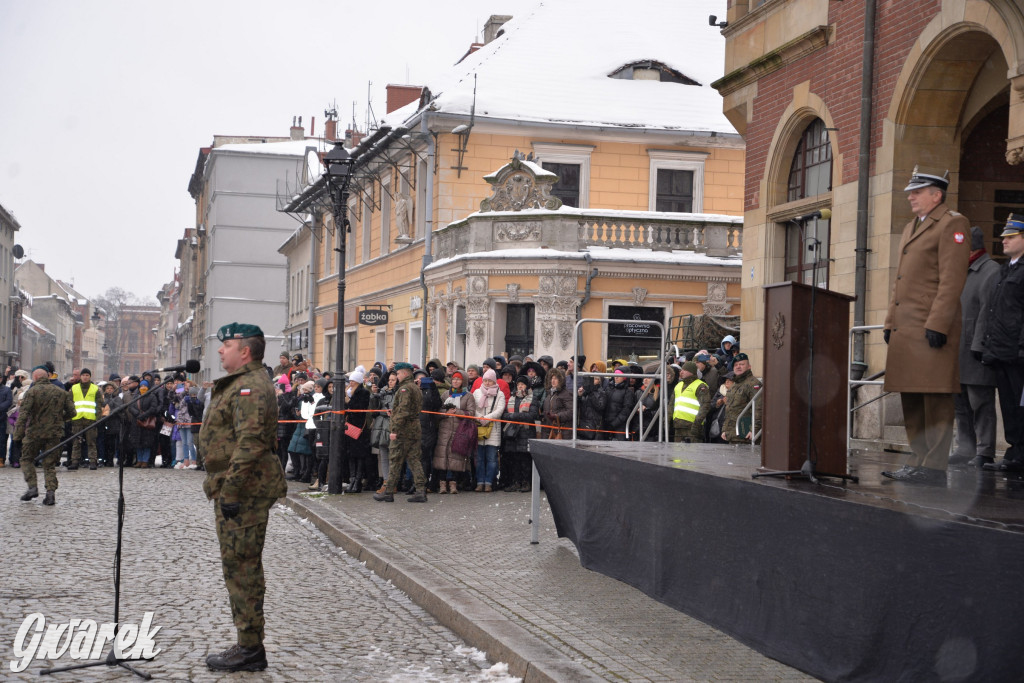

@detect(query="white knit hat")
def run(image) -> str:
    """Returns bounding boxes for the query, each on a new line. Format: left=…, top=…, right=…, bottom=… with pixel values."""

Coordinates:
left=348, top=365, right=366, bottom=384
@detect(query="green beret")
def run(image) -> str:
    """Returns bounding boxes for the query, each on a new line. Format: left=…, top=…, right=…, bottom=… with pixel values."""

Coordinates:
left=393, top=362, right=414, bottom=371
left=217, top=322, right=264, bottom=341
left=734, top=352, right=749, bottom=362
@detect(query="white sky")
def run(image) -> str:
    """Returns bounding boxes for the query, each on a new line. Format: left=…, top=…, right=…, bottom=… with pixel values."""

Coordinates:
left=0, top=0, right=535, bottom=301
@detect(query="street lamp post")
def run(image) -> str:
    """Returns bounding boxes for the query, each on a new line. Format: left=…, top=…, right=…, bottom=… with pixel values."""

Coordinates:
left=323, top=142, right=355, bottom=495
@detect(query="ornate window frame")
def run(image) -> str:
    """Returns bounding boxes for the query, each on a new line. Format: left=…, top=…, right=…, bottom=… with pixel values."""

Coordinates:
left=532, top=142, right=594, bottom=209
left=648, top=149, right=708, bottom=213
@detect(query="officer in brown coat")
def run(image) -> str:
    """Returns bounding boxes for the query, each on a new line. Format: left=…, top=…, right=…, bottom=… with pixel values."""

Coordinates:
left=200, top=322, right=287, bottom=672
left=882, top=168, right=970, bottom=483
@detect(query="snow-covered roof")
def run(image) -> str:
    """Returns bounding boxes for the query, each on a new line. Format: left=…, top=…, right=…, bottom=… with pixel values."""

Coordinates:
left=213, top=139, right=321, bottom=156
left=427, top=245, right=742, bottom=271
left=396, top=0, right=734, bottom=135
left=22, top=314, right=52, bottom=336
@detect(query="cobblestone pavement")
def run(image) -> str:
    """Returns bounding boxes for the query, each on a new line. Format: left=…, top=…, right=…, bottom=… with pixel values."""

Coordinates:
left=288, top=482, right=815, bottom=682
left=0, top=464, right=517, bottom=681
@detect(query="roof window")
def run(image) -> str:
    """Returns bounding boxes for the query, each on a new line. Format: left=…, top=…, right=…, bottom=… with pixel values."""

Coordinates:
left=608, top=60, right=698, bottom=85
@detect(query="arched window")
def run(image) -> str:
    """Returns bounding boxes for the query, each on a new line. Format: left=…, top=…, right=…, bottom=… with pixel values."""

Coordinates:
left=785, top=119, right=832, bottom=286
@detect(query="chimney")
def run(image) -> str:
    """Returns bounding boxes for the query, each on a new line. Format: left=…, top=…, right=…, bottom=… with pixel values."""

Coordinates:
left=483, top=15, right=512, bottom=44
left=386, top=84, right=424, bottom=114
left=345, top=128, right=365, bottom=148
left=325, top=118, right=338, bottom=142
left=290, top=115, right=304, bottom=140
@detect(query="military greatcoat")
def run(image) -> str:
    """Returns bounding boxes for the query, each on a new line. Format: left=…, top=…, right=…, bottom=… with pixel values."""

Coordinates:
left=883, top=204, right=970, bottom=393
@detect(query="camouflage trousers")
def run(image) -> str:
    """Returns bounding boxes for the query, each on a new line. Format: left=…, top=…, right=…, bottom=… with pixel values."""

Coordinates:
left=673, top=418, right=698, bottom=443
left=214, top=496, right=276, bottom=647
left=70, top=419, right=98, bottom=465
left=385, top=436, right=425, bottom=492
left=22, top=436, right=60, bottom=492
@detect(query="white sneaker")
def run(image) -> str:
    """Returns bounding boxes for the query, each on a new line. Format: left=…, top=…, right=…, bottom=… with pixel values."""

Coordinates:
left=174, top=463, right=185, bottom=470
left=187, top=464, right=198, bottom=470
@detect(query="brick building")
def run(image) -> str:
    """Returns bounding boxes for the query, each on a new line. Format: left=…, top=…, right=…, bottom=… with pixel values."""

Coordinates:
left=714, top=0, right=1024, bottom=439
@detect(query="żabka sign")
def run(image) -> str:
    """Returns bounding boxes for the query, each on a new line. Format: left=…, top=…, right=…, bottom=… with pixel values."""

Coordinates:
left=358, top=309, right=389, bottom=325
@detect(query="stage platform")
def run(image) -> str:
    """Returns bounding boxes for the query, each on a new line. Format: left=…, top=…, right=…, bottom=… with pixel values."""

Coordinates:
left=529, top=440, right=1024, bottom=682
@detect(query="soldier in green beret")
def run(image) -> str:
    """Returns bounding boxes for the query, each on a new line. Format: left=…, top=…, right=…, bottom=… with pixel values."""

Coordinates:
left=720, top=353, right=763, bottom=444
left=374, top=362, right=427, bottom=502
left=199, top=322, right=286, bottom=672
left=14, top=367, right=76, bottom=505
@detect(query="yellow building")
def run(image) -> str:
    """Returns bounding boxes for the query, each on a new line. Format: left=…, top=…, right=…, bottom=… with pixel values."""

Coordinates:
left=282, top=4, right=746, bottom=371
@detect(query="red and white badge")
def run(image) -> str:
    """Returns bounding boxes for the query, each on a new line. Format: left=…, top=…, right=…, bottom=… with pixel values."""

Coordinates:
left=954, top=231, right=965, bottom=244
left=240, top=388, right=251, bottom=396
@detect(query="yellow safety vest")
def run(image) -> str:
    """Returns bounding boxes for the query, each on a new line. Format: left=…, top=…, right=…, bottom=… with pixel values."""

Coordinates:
left=673, top=379, right=707, bottom=422
left=71, top=382, right=98, bottom=420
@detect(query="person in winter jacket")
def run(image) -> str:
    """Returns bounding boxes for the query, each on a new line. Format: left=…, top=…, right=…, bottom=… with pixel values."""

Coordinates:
left=576, top=372, right=607, bottom=440
left=716, top=335, right=739, bottom=372
left=309, top=379, right=334, bottom=491
left=343, top=367, right=373, bottom=492
left=368, top=371, right=396, bottom=491
left=602, top=369, right=636, bottom=440
left=502, top=375, right=539, bottom=490
left=276, top=379, right=296, bottom=474
left=432, top=371, right=477, bottom=493
left=414, top=369, right=443, bottom=492
left=473, top=369, right=507, bottom=491
left=541, top=368, right=573, bottom=439
left=286, top=382, right=315, bottom=481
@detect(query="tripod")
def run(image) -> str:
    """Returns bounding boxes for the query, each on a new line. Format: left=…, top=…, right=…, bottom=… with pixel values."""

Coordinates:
left=37, top=380, right=172, bottom=678
left=753, top=214, right=859, bottom=484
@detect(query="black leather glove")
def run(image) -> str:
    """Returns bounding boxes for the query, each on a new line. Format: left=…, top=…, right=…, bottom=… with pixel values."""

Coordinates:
left=925, top=329, right=947, bottom=349
left=220, top=500, right=240, bottom=520
left=883, top=329, right=890, bottom=345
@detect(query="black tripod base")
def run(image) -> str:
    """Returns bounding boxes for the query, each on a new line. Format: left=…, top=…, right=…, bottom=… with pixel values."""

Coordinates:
left=40, top=648, right=153, bottom=679
left=753, top=460, right=859, bottom=485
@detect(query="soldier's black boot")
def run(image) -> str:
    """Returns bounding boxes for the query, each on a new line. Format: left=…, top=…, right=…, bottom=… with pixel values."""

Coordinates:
left=407, top=490, right=428, bottom=503
left=206, top=644, right=267, bottom=672
left=42, top=491, right=55, bottom=506
left=20, top=487, right=38, bottom=501
left=373, top=489, right=395, bottom=502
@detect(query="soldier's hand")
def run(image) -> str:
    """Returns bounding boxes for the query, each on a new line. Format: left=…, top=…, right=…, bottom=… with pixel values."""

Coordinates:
left=220, top=500, right=240, bottom=520
left=883, top=329, right=891, bottom=345
left=925, top=329, right=946, bottom=349
left=389, top=432, right=397, bottom=441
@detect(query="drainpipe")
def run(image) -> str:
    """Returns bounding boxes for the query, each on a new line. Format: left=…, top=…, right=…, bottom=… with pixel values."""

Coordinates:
left=577, top=252, right=598, bottom=355
left=852, top=0, right=877, bottom=381
left=420, top=114, right=435, bottom=361
left=307, top=211, right=319, bottom=365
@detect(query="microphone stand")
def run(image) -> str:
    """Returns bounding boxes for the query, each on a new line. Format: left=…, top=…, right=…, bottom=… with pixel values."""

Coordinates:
left=38, top=377, right=179, bottom=678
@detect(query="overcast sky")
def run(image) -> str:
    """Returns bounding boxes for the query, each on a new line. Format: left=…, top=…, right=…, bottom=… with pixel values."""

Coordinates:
left=0, top=0, right=534, bottom=302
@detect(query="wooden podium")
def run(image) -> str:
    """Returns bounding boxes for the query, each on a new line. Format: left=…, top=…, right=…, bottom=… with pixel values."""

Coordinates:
left=761, top=281, right=854, bottom=478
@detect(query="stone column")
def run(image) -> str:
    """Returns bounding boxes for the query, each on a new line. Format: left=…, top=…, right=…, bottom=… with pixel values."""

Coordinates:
left=534, top=275, right=581, bottom=360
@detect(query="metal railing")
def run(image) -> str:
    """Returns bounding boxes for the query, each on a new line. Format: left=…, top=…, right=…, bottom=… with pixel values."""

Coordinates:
left=734, top=385, right=763, bottom=444
left=847, top=324, right=888, bottom=452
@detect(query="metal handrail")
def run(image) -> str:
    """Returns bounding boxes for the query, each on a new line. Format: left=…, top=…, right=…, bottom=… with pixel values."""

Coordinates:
left=734, top=385, right=763, bottom=444
left=847, top=324, right=887, bottom=452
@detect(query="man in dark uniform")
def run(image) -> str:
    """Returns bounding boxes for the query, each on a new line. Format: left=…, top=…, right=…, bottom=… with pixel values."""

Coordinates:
left=881, top=168, right=970, bottom=484
left=14, top=367, right=76, bottom=505
left=374, top=361, right=427, bottom=503
left=199, top=323, right=287, bottom=672
left=720, top=353, right=762, bottom=444
left=978, top=214, right=1024, bottom=473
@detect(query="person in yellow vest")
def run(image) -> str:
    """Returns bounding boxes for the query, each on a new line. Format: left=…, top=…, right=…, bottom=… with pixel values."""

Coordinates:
left=672, top=361, right=713, bottom=443
left=69, top=368, right=106, bottom=470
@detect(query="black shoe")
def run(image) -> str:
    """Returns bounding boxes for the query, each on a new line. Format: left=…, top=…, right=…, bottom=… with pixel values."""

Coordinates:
left=89, top=464, right=97, bottom=470
left=519, top=482, right=532, bottom=493
left=206, top=644, right=267, bottom=672
left=948, top=454, right=973, bottom=466
left=66, top=463, right=79, bottom=471
left=373, top=491, right=395, bottom=502
left=20, top=487, right=38, bottom=501
left=983, top=459, right=1024, bottom=472
left=882, top=465, right=946, bottom=484
left=968, top=455, right=994, bottom=468
left=42, top=491, right=55, bottom=506
left=407, top=491, right=428, bottom=503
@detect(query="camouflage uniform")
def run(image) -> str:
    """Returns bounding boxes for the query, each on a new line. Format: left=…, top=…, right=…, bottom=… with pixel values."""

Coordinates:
left=70, top=381, right=106, bottom=466
left=384, top=375, right=425, bottom=492
left=198, top=359, right=286, bottom=648
left=722, top=368, right=763, bottom=444
left=14, top=381, right=77, bottom=492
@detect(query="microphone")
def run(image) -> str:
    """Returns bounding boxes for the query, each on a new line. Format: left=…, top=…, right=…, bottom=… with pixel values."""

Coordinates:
left=152, top=360, right=201, bottom=374
left=792, top=208, right=832, bottom=223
